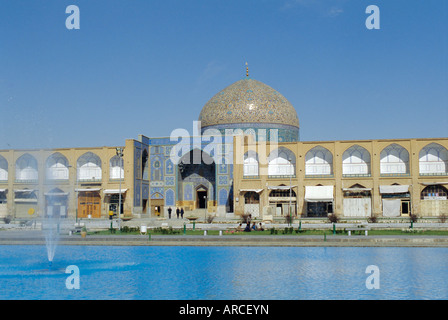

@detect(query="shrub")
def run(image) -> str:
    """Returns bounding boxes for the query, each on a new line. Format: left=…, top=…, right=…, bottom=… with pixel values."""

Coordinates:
left=285, top=215, right=294, bottom=224
left=120, top=226, right=139, bottom=233
left=438, top=214, right=447, bottom=223
left=409, top=214, right=419, bottom=223
left=295, top=227, right=304, bottom=234
left=367, top=215, right=377, bottom=223
left=206, top=215, right=215, bottom=223
left=153, top=227, right=181, bottom=235
left=328, top=214, right=339, bottom=223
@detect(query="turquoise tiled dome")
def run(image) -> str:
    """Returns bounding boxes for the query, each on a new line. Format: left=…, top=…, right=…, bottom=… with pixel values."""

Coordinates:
left=198, top=78, right=300, bottom=129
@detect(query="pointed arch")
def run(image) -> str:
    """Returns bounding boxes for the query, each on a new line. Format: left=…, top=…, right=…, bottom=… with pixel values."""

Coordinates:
left=0, top=155, right=8, bottom=181
left=77, top=152, right=102, bottom=181
left=110, top=155, right=124, bottom=180
left=305, top=146, right=333, bottom=176
left=268, top=147, right=296, bottom=177
left=15, top=153, right=38, bottom=181
left=243, top=150, right=259, bottom=177
left=419, top=143, right=448, bottom=175
left=46, top=152, right=69, bottom=180
left=380, top=144, right=410, bottom=175
left=177, top=148, right=216, bottom=203
left=342, top=145, right=371, bottom=176
left=142, top=148, right=148, bottom=180
left=349, top=183, right=366, bottom=189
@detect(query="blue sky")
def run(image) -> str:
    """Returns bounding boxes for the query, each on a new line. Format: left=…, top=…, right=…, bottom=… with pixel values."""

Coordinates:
left=0, top=0, right=447, bottom=149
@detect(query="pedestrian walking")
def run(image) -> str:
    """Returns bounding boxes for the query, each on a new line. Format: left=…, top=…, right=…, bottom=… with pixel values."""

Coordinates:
left=176, top=207, right=180, bottom=219
left=168, top=207, right=172, bottom=219
left=180, top=207, right=184, bottom=218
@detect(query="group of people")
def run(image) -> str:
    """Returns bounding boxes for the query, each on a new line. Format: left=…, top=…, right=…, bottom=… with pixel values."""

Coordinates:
left=236, top=222, right=264, bottom=232
left=167, top=207, right=184, bottom=219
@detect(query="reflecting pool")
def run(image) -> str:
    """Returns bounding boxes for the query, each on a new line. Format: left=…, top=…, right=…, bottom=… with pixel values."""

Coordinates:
left=0, top=246, right=447, bottom=300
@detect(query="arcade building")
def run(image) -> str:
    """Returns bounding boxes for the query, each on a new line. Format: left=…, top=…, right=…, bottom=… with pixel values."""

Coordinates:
left=0, top=72, right=447, bottom=221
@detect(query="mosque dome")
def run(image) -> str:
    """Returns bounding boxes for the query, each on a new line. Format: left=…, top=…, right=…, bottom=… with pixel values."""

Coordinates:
left=198, top=77, right=300, bottom=130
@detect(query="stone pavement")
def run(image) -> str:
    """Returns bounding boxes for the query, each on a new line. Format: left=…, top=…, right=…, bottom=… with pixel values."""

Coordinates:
left=1, top=229, right=448, bottom=247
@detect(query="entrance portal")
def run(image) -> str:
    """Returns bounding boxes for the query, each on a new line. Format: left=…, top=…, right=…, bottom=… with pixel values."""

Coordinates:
left=178, top=149, right=216, bottom=209
left=197, top=190, right=207, bottom=209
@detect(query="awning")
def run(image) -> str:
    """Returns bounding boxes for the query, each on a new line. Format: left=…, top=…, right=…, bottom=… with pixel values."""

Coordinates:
left=75, top=188, right=101, bottom=192
left=343, top=187, right=372, bottom=192
left=267, top=185, right=297, bottom=190
left=45, top=192, right=69, bottom=196
left=240, top=189, right=263, bottom=193
left=14, top=199, right=37, bottom=203
left=0, top=189, right=7, bottom=193
left=103, top=189, right=128, bottom=194
left=419, top=182, right=448, bottom=186
left=305, top=186, right=334, bottom=202
left=14, top=189, right=36, bottom=193
left=379, top=185, right=409, bottom=194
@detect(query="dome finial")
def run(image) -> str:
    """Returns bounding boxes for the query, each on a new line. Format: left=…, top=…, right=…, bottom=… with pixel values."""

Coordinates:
left=245, top=62, right=249, bottom=77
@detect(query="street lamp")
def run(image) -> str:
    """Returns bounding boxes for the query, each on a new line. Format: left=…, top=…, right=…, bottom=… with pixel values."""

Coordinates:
left=204, top=195, right=207, bottom=223
left=116, top=147, right=124, bottom=231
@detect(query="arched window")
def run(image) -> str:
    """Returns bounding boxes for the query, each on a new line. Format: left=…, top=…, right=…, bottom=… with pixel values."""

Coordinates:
left=380, top=144, right=409, bottom=175
left=77, top=152, right=102, bottom=181
left=0, top=156, right=8, bottom=181
left=342, top=145, right=371, bottom=176
left=419, top=143, right=448, bottom=175
left=420, top=185, right=448, bottom=200
left=46, top=153, right=69, bottom=180
left=109, top=155, right=124, bottom=180
left=243, top=151, right=259, bottom=177
left=305, top=146, right=333, bottom=176
left=15, top=154, right=38, bottom=181
left=268, top=147, right=295, bottom=177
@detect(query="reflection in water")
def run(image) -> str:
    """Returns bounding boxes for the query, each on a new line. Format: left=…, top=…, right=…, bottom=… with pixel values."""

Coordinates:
left=0, top=246, right=447, bottom=300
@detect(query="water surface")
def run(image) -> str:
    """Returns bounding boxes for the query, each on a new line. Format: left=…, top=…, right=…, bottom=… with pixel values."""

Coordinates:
left=0, top=246, right=447, bottom=300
